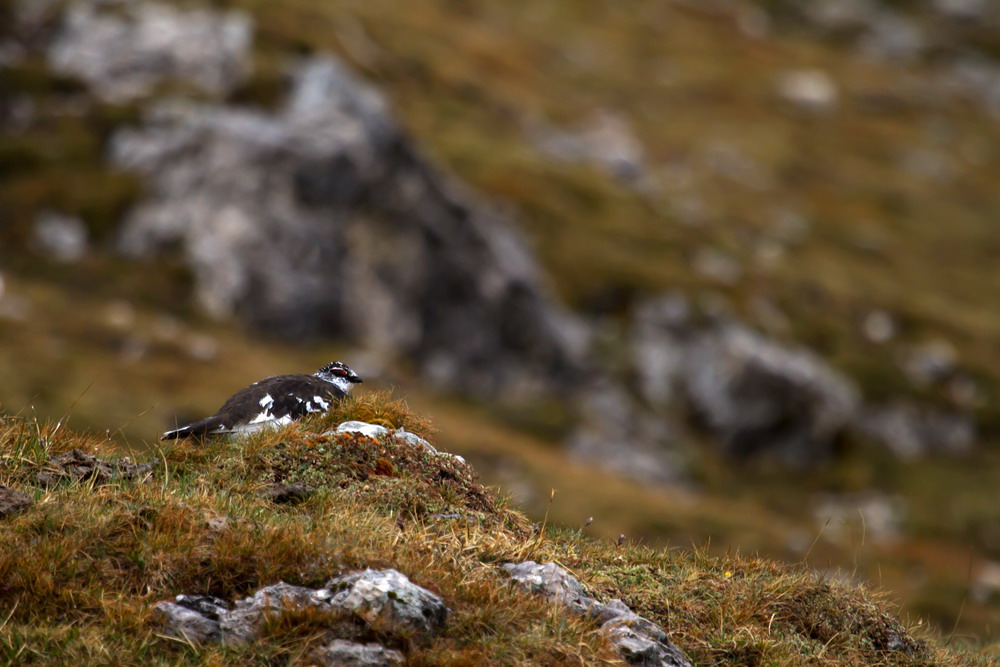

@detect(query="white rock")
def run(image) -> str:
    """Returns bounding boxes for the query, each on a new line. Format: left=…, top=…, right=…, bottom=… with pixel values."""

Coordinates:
left=775, top=69, right=839, bottom=114
left=325, top=569, right=448, bottom=639
left=337, top=421, right=390, bottom=440
left=33, top=211, right=87, bottom=262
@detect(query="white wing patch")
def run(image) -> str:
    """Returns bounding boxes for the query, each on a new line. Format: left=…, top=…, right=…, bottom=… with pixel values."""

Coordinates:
left=249, top=410, right=275, bottom=425
left=259, top=394, right=274, bottom=409
left=311, top=396, right=330, bottom=411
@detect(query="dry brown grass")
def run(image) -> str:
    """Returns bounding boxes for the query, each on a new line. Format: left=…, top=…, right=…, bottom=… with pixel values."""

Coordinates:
left=0, top=402, right=985, bottom=665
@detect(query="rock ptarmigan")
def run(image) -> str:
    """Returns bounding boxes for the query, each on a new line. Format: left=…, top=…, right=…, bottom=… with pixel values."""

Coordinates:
left=161, top=361, right=363, bottom=440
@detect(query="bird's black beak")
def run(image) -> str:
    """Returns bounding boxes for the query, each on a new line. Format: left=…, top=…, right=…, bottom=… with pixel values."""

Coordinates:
left=350, top=375, right=363, bottom=383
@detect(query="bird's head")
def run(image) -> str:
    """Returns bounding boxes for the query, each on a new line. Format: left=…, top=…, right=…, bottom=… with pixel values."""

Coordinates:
left=315, top=361, right=363, bottom=391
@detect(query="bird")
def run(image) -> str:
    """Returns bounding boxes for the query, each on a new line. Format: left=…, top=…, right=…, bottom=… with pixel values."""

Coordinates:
left=161, top=361, right=363, bottom=440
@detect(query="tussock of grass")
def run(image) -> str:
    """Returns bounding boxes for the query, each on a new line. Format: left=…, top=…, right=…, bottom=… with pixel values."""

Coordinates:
left=0, top=402, right=980, bottom=665
left=319, top=389, right=436, bottom=439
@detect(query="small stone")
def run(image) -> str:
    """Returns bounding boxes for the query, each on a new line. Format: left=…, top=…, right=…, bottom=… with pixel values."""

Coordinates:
left=692, top=248, right=742, bottom=285
left=862, top=310, right=896, bottom=343
left=0, top=486, right=33, bottom=518
left=901, top=341, right=956, bottom=386
left=776, top=69, right=839, bottom=114
left=336, top=421, right=390, bottom=441
left=501, top=561, right=595, bottom=616
left=154, top=601, right=222, bottom=643
left=392, top=429, right=435, bottom=451
left=313, top=640, right=404, bottom=667
left=33, top=212, right=88, bottom=263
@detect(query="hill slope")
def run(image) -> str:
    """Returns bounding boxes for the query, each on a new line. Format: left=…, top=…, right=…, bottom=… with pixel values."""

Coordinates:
left=0, top=395, right=985, bottom=665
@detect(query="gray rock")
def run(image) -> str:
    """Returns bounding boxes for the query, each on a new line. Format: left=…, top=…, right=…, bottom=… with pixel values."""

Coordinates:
left=855, top=403, right=974, bottom=460
left=901, top=340, right=957, bottom=387
left=502, top=561, right=691, bottom=667
left=154, top=601, right=222, bottom=644
left=336, top=421, right=390, bottom=441
left=111, top=54, right=587, bottom=401
left=604, top=621, right=692, bottom=667
left=567, top=380, right=682, bottom=485
left=683, top=323, right=858, bottom=466
left=861, top=310, right=897, bottom=343
left=391, top=429, right=438, bottom=454
left=174, top=594, right=230, bottom=620
left=501, top=561, right=595, bottom=616
left=220, top=582, right=328, bottom=645
left=804, top=0, right=878, bottom=33
left=313, top=640, right=404, bottom=667
left=812, top=493, right=903, bottom=545
left=0, top=485, right=33, bottom=518
left=332, top=421, right=467, bottom=463
left=858, top=12, right=925, bottom=63
left=630, top=293, right=691, bottom=407
left=775, top=69, right=839, bottom=114
left=32, top=211, right=87, bottom=263
left=692, top=248, right=742, bottom=285
left=155, top=569, right=444, bottom=648
left=529, top=109, right=645, bottom=184
left=326, top=568, right=449, bottom=640
left=48, top=0, right=252, bottom=103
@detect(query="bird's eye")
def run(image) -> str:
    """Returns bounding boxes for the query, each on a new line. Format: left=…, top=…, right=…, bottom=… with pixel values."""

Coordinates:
left=333, top=369, right=347, bottom=376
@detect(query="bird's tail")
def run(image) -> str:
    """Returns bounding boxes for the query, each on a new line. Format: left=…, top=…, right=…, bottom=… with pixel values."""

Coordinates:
left=160, top=416, right=226, bottom=441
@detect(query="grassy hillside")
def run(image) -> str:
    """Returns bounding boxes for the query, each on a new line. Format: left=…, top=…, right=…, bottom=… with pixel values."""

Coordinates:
left=0, top=395, right=986, bottom=665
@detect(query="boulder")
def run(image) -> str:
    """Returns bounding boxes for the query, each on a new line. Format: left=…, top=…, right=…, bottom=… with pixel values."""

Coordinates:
left=111, top=54, right=587, bottom=401
left=682, top=323, right=858, bottom=466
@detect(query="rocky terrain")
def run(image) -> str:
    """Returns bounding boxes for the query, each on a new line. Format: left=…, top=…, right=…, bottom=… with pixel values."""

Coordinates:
left=2, top=0, right=1000, bottom=654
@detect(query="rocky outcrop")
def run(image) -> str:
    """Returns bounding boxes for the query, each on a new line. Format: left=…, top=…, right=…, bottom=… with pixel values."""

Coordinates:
left=503, top=560, right=692, bottom=667
left=571, top=293, right=860, bottom=470
left=48, top=0, right=252, bottom=103
left=682, top=322, right=858, bottom=466
left=109, top=48, right=586, bottom=401
left=854, top=403, right=974, bottom=460
left=155, top=568, right=447, bottom=651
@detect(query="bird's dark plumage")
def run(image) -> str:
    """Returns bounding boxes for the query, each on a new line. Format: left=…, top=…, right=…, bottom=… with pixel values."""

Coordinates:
left=162, top=361, right=362, bottom=440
